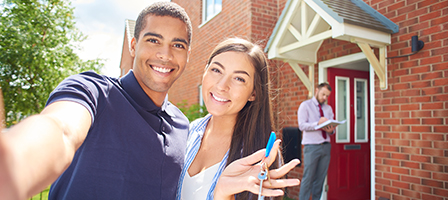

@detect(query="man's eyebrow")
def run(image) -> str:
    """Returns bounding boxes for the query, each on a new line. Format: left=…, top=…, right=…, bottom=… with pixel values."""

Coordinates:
left=173, top=38, right=189, bottom=46
left=211, top=61, right=250, bottom=77
left=142, top=32, right=162, bottom=39
left=142, top=32, right=188, bottom=46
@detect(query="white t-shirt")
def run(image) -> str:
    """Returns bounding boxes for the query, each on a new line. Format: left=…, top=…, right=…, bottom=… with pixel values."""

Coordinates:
left=181, top=162, right=221, bottom=200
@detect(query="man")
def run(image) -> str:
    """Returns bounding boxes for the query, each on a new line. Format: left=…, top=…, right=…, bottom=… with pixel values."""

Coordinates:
left=0, top=2, right=192, bottom=199
left=298, top=83, right=337, bottom=200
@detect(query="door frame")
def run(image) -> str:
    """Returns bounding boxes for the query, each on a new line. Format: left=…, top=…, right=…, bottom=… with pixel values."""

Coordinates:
left=318, top=52, right=375, bottom=200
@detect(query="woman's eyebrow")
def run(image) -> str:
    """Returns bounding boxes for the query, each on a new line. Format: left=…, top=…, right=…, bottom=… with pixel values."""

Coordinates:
left=211, top=61, right=250, bottom=77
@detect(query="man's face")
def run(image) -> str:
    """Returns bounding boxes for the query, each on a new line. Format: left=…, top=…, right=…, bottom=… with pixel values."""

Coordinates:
left=130, top=15, right=190, bottom=100
left=315, top=87, right=331, bottom=104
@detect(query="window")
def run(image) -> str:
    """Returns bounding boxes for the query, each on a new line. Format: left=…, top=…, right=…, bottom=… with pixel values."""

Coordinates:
left=335, top=76, right=350, bottom=143
left=354, top=78, right=368, bottom=142
left=203, top=0, right=222, bottom=23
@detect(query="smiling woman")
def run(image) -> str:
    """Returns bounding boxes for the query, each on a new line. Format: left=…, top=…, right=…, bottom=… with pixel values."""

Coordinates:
left=176, top=38, right=300, bottom=200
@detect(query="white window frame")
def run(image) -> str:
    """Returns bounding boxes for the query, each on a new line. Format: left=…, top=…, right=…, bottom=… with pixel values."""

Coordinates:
left=335, top=76, right=350, bottom=143
left=200, top=0, right=222, bottom=27
left=354, top=78, right=368, bottom=143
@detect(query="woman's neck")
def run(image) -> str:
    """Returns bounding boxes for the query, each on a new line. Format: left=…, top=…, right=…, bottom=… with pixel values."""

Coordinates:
left=206, top=115, right=236, bottom=138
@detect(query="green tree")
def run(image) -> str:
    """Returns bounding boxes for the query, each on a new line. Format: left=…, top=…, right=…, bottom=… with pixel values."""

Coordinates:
left=177, top=100, right=208, bottom=122
left=0, top=0, right=103, bottom=127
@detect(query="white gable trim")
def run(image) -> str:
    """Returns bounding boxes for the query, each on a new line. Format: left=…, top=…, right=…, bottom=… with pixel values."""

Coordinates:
left=266, top=0, right=392, bottom=91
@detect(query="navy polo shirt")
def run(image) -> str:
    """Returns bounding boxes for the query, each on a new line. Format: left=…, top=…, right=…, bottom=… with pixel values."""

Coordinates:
left=46, top=70, right=189, bottom=200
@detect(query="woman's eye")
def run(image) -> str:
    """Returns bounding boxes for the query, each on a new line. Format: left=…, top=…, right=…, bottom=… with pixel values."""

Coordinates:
left=211, top=68, right=221, bottom=73
left=235, top=77, right=246, bottom=83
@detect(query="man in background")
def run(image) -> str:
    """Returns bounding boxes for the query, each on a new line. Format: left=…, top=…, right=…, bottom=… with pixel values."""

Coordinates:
left=298, top=83, right=337, bottom=200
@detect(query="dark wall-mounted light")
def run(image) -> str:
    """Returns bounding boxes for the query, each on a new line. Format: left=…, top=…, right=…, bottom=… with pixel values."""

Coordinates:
left=411, top=35, right=424, bottom=52
left=387, top=34, right=425, bottom=59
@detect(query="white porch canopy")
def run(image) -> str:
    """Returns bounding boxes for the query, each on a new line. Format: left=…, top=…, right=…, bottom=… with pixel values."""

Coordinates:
left=265, top=0, right=399, bottom=91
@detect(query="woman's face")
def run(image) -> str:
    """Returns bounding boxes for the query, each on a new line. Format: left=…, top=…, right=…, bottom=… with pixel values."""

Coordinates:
left=202, top=51, right=256, bottom=118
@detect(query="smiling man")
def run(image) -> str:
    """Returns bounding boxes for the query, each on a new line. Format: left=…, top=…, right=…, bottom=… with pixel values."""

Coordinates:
left=0, top=2, right=192, bottom=200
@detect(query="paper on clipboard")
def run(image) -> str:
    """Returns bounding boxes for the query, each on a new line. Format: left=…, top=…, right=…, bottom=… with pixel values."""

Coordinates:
left=315, top=119, right=346, bottom=130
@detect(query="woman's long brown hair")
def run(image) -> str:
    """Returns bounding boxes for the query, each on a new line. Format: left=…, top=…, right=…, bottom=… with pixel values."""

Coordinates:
left=206, top=38, right=282, bottom=200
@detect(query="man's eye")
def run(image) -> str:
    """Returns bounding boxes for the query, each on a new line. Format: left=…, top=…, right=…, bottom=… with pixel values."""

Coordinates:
left=147, top=38, right=158, bottom=43
left=174, top=43, right=185, bottom=49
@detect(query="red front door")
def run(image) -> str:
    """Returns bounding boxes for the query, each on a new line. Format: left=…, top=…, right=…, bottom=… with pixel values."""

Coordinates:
left=327, top=68, right=371, bottom=200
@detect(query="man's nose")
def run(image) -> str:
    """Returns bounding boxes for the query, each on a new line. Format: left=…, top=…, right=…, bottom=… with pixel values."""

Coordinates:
left=156, top=46, right=173, bottom=62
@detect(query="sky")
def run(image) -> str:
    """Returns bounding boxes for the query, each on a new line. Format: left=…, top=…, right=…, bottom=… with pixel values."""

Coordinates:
left=72, top=0, right=169, bottom=77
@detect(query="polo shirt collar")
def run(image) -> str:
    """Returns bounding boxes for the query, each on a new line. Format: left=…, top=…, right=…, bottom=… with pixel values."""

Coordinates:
left=119, top=70, right=169, bottom=114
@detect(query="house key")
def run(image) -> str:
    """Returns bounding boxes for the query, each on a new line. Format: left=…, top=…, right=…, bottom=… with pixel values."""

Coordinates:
left=258, top=132, right=276, bottom=200
left=258, top=168, right=267, bottom=200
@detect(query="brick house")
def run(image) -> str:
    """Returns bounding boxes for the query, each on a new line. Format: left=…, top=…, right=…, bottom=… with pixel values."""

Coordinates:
left=120, top=0, right=447, bottom=199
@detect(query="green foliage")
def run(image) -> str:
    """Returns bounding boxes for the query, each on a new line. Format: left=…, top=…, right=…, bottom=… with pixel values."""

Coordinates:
left=0, top=0, right=103, bottom=127
left=177, top=100, right=208, bottom=122
left=29, top=185, right=50, bottom=200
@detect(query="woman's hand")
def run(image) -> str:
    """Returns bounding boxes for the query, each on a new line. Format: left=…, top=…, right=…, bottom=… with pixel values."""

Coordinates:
left=214, top=140, right=300, bottom=200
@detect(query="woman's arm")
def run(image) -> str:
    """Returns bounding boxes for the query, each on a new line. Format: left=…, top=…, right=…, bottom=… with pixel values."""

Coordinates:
left=213, top=140, right=300, bottom=200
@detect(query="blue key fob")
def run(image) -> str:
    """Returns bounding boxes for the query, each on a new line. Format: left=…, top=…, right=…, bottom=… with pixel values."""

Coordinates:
left=265, top=132, right=276, bottom=158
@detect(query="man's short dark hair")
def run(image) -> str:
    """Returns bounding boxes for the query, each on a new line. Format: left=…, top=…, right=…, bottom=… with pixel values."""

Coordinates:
left=317, top=82, right=332, bottom=92
left=134, top=2, right=192, bottom=45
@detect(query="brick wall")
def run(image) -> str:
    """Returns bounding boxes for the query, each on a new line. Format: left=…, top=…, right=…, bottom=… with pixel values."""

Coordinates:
left=365, top=0, right=448, bottom=199
left=284, top=1, right=448, bottom=199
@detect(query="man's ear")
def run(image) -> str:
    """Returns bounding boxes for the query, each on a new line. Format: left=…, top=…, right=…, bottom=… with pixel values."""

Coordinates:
left=248, top=91, right=256, bottom=101
left=186, top=49, right=191, bottom=63
left=130, top=37, right=136, bottom=57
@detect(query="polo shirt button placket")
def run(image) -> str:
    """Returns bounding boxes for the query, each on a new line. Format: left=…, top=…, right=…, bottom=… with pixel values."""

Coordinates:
left=161, top=126, right=169, bottom=147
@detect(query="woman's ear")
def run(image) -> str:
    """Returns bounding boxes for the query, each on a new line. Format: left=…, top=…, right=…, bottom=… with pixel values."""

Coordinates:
left=248, top=91, right=256, bottom=101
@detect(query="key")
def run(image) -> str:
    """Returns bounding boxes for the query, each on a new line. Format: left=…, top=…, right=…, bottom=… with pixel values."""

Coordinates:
left=262, top=162, right=271, bottom=183
left=258, top=169, right=267, bottom=200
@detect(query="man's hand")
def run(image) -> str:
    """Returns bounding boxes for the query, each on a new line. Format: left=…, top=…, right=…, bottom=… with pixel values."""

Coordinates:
left=0, top=89, right=21, bottom=199
left=322, top=125, right=336, bottom=133
left=0, top=88, right=4, bottom=129
left=213, top=140, right=300, bottom=200
left=318, top=117, right=328, bottom=125
left=0, top=100, right=91, bottom=199
left=318, top=117, right=337, bottom=133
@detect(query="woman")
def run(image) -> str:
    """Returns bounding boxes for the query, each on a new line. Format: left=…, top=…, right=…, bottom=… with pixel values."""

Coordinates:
left=176, top=38, right=300, bottom=200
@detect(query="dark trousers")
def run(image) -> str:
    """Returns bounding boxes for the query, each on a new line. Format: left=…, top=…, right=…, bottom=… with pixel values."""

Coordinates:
left=299, top=143, right=331, bottom=200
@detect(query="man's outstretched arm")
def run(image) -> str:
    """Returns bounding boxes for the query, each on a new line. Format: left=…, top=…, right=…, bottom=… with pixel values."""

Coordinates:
left=0, top=101, right=91, bottom=200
